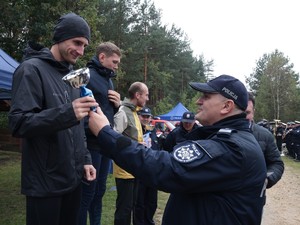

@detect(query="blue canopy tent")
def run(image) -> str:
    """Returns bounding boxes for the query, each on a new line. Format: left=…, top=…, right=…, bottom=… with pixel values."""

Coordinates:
left=0, top=48, right=19, bottom=100
left=158, top=102, right=189, bottom=121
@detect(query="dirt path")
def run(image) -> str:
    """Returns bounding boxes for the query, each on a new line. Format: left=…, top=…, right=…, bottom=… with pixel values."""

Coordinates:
left=262, top=158, right=300, bottom=225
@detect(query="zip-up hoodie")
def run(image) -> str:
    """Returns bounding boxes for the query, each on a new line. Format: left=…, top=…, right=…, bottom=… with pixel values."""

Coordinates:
left=112, top=98, right=143, bottom=179
left=8, top=43, right=91, bottom=197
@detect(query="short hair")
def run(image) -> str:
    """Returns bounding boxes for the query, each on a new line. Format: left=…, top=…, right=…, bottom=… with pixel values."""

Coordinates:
left=128, top=82, right=145, bottom=99
left=248, top=92, right=255, bottom=107
left=95, top=42, right=122, bottom=57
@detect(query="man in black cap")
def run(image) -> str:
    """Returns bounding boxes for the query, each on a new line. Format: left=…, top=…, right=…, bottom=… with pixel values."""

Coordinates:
left=163, top=111, right=198, bottom=152
left=9, top=12, right=97, bottom=225
left=87, top=74, right=267, bottom=225
left=134, top=106, right=160, bottom=225
left=289, top=121, right=300, bottom=162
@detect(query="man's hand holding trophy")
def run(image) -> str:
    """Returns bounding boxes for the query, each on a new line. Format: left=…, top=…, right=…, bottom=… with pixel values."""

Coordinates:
left=62, top=67, right=97, bottom=112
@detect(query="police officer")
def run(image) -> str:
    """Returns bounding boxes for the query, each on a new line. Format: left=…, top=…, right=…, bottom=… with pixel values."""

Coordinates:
left=88, top=74, right=267, bottom=225
left=284, top=122, right=295, bottom=158
left=290, top=121, right=300, bottom=162
left=134, top=106, right=160, bottom=225
left=275, top=123, right=284, bottom=154
left=163, top=111, right=199, bottom=152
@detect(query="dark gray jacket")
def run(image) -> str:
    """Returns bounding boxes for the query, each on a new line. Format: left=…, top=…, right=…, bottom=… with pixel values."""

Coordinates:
left=8, top=43, right=91, bottom=197
left=251, top=123, right=284, bottom=188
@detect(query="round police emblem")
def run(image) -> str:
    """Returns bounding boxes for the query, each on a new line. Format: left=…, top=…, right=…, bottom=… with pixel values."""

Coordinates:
left=173, top=143, right=201, bottom=163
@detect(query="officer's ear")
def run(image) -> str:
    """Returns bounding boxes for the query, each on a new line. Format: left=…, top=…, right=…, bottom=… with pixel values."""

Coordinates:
left=221, top=99, right=235, bottom=114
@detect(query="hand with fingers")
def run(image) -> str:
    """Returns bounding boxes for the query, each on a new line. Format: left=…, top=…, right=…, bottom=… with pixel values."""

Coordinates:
left=72, top=96, right=98, bottom=120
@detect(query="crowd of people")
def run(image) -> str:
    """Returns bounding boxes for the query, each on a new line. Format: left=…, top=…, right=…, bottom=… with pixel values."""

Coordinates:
left=257, top=120, right=300, bottom=162
left=8, top=12, right=287, bottom=225
left=246, top=117, right=300, bottom=168
left=284, top=122, right=300, bottom=161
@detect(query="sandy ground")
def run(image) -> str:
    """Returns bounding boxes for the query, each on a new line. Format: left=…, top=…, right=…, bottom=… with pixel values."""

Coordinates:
left=262, top=157, right=300, bottom=225
left=155, top=156, right=300, bottom=225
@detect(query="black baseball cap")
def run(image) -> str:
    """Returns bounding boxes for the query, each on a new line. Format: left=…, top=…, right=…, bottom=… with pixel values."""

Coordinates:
left=189, top=74, right=248, bottom=111
left=138, top=107, right=152, bottom=116
left=181, top=111, right=195, bottom=123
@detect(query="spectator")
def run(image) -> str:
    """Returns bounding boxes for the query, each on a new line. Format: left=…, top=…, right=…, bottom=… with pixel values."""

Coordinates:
left=163, top=111, right=198, bottom=152
left=275, top=123, right=285, bottom=156
left=283, top=122, right=296, bottom=158
left=8, top=13, right=97, bottom=225
left=113, top=82, right=149, bottom=225
left=245, top=92, right=284, bottom=189
left=88, top=74, right=267, bottom=225
left=79, top=42, right=122, bottom=225
left=289, top=122, right=300, bottom=162
left=134, top=106, right=160, bottom=225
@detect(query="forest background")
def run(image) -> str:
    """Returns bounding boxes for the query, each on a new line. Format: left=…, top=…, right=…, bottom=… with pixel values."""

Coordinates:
left=1, top=0, right=300, bottom=122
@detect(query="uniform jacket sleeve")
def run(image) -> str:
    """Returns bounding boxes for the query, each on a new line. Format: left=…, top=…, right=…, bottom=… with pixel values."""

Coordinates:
left=96, top=126, right=266, bottom=194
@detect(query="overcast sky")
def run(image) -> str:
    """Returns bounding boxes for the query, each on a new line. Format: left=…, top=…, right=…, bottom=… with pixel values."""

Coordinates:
left=153, top=0, right=300, bottom=84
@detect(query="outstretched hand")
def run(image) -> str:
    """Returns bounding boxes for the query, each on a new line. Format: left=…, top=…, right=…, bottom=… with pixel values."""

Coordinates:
left=88, top=107, right=110, bottom=136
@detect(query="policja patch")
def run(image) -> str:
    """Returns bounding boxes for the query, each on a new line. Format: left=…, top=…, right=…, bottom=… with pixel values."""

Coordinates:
left=173, top=142, right=202, bottom=163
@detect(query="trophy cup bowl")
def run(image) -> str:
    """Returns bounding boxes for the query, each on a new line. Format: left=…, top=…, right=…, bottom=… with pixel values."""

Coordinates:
left=62, top=67, right=90, bottom=88
left=62, top=67, right=96, bottom=111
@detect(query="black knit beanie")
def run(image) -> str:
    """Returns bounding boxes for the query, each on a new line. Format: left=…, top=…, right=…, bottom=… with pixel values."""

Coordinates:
left=52, top=12, right=91, bottom=44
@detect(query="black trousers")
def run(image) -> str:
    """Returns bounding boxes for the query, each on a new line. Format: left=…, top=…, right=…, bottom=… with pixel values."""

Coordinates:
left=134, top=180, right=157, bottom=225
left=276, top=138, right=282, bottom=152
left=294, top=145, right=300, bottom=160
left=26, top=184, right=82, bottom=225
left=114, top=178, right=138, bottom=225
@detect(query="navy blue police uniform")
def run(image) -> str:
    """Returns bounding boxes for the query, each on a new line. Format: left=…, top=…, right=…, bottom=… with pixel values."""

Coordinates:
left=291, top=125, right=300, bottom=161
left=94, top=115, right=267, bottom=225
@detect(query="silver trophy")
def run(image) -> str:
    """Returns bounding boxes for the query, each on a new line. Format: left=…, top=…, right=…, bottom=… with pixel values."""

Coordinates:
left=62, top=67, right=96, bottom=111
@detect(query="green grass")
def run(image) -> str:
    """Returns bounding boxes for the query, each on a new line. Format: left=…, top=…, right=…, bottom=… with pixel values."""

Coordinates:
left=0, top=151, right=25, bottom=225
left=0, top=150, right=169, bottom=225
left=6, top=150, right=297, bottom=224
left=281, top=155, right=300, bottom=170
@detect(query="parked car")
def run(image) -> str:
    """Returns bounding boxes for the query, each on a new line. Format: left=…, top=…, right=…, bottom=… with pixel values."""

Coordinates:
left=151, top=119, right=175, bottom=136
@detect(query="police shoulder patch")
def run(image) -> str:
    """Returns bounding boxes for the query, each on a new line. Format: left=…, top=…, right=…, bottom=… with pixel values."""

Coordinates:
left=173, top=142, right=201, bottom=163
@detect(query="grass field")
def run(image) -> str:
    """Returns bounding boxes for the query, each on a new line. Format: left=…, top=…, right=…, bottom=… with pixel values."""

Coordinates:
left=1, top=149, right=298, bottom=225
left=0, top=150, right=169, bottom=225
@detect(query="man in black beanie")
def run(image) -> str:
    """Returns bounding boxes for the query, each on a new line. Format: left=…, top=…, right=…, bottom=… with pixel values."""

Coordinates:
left=9, top=12, right=97, bottom=225
left=53, top=12, right=91, bottom=44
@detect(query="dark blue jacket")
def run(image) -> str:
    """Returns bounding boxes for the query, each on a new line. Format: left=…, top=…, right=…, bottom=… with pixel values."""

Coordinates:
left=290, top=126, right=300, bottom=146
left=95, top=114, right=267, bottom=225
left=143, top=126, right=160, bottom=150
left=163, top=122, right=198, bottom=152
left=85, top=56, right=119, bottom=149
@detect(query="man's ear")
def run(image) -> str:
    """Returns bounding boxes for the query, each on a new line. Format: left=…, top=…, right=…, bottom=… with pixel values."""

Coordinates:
left=134, top=92, right=139, bottom=99
left=221, top=100, right=235, bottom=114
left=98, top=52, right=105, bottom=63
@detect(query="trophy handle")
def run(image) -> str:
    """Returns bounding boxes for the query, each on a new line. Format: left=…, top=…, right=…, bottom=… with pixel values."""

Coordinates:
left=80, top=86, right=96, bottom=111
